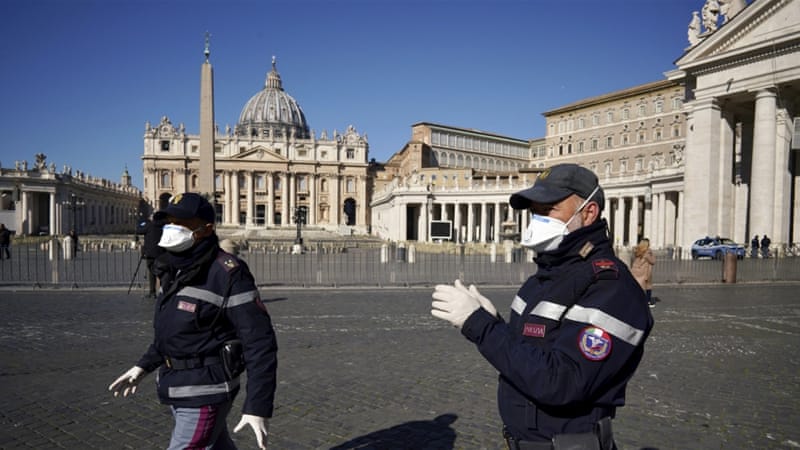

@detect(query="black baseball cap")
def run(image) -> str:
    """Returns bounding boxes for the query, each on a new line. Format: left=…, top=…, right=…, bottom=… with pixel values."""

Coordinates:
left=510, top=164, right=605, bottom=211
left=154, top=193, right=215, bottom=223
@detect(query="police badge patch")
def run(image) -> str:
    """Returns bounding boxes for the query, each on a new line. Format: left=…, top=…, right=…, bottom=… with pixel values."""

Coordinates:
left=578, top=326, right=612, bottom=361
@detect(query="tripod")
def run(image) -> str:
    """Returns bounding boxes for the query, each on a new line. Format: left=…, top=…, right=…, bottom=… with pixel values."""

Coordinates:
left=128, top=253, right=144, bottom=295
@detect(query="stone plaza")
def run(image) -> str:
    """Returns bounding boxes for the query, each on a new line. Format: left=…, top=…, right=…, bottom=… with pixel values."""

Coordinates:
left=0, top=283, right=798, bottom=449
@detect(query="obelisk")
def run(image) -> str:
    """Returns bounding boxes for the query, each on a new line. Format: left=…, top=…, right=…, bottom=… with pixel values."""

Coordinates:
left=198, top=32, right=216, bottom=202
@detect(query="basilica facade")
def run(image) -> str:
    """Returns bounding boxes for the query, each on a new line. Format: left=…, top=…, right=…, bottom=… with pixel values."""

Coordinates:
left=141, top=58, right=370, bottom=235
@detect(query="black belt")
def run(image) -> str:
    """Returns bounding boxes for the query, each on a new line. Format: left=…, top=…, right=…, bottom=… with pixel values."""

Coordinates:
left=164, top=355, right=222, bottom=370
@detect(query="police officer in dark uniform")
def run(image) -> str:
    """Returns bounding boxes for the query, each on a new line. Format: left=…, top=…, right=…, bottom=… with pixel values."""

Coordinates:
left=432, top=164, right=654, bottom=450
left=109, top=193, right=278, bottom=450
left=136, top=216, right=166, bottom=298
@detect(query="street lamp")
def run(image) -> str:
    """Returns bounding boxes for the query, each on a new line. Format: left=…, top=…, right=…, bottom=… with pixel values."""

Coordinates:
left=67, top=193, right=85, bottom=234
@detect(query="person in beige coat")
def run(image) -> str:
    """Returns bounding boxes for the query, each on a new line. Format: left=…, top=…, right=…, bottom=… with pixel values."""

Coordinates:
left=631, top=238, right=656, bottom=308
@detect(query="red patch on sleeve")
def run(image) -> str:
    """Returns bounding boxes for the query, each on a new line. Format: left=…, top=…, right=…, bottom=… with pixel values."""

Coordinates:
left=177, top=300, right=196, bottom=313
left=523, top=323, right=546, bottom=337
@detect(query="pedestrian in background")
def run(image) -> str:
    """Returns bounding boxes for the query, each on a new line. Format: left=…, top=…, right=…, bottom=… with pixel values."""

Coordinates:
left=0, top=223, right=11, bottom=260
left=751, top=235, right=759, bottom=258
left=631, top=238, right=656, bottom=308
left=136, top=216, right=166, bottom=298
left=109, top=193, right=278, bottom=450
left=761, top=235, right=771, bottom=258
left=431, top=164, right=653, bottom=449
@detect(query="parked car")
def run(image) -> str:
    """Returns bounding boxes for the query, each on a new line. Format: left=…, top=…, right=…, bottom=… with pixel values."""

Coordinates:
left=691, top=236, right=746, bottom=260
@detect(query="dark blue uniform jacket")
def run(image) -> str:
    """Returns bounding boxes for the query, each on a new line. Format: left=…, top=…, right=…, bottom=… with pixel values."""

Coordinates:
left=461, top=219, right=653, bottom=441
left=137, top=235, right=278, bottom=417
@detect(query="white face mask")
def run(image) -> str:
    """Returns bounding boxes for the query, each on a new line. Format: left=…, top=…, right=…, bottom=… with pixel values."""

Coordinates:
left=158, top=224, right=198, bottom=252
left=520, top=186, right=599, bottom=253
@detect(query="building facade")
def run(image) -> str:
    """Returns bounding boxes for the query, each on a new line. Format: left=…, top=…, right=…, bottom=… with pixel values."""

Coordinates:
left=539, top=80, right=688, bottom=249
left=670, top=0, right=800, bottom=251
left=370, top=122, right=540, bottom=243
left=0, top=154, right=141, bottom=236
left=142, top=58, right=370, bottom=235
left=372, top=0, right=799, bottom=256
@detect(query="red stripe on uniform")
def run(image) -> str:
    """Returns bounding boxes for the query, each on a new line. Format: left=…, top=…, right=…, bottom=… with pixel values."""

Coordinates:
left=187, top=405, right=215, bottom=449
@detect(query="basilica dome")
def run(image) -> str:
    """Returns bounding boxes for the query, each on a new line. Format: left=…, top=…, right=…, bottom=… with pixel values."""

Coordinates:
left=236, top=58, right=310, bottom=139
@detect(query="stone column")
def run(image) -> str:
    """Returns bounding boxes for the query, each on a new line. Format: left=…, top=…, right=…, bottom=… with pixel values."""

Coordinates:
left=267, top=172, right=275, bottom=226
left=232, top=171, right=240, bottom=226
left=613, top=197, right=625, bottom=247
left=652, top=193, right=662, bottom=248
left=681, top=98, right=722, bottom=249
left=480, top=202, right=488, bottom=243
left=628, top=195, right=639, bottom=245
left=467, top=203, right=475, bottom=242
left=676, top=191, right=685, bottom=256
left=749, top=89, right=777, bottom=243
left=453, top=202, right=462, bottom=243
left=49, top=192, right=56, bottom=236
left=493, top=202, right=501, bottom=243
left=223, top=171, right=231, bottom=225
left=330, top=175, right=340, bottom=226
left=309, top=174, right=317, bottom=225
left=663, top=193, right=676, bottom=247
left=246, top=172, right=254, bottom=226
left=773, top=107, right=793, bottom=244
left=281, top=172, right=289, bottom=226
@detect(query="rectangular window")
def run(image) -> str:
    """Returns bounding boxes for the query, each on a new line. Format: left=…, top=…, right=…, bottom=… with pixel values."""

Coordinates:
left=606, top=136, right=613, bottom=148
left=160, top=141, right=170, bottom=151
left=638, top=133, right=645, bottom=143
left=191, top=145, right=198, bottom=153
left=606, top=111, right=613, bottom=123
left=638, top=105, right=646, bottom=117
left=256, top=174, right=265, bottom=190
left=591, top=139, right=598, bottom=151
left=592, top=114, right=599, bottom=126
left=655, top=101, right=663, bottom=113
left=346, top=148, right=355, bottom=159
left=578, top=142, right=584, bottom=153
left=622, top=109, right=630, bottom=120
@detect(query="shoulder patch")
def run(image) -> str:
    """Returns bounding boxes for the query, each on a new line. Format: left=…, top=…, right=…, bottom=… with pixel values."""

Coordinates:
left=591, top=258, right=619, bottom=280
left=216, top=252, right=239, bottom=272
left=578, top=326, right=612, bottom=361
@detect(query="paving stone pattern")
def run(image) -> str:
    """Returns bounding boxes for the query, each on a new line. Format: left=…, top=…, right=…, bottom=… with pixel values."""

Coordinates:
left=0, top=284, right=798, bottom=449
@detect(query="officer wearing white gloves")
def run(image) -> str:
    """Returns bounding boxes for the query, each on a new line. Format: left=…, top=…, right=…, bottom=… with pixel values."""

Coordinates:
left=432, top=164, right=653, bottom=450
left=109, top=193, right=278, bottom=450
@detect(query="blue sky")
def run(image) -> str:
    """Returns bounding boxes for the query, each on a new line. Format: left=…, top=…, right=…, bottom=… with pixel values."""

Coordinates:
left=1, top=0, right=704, bottom=190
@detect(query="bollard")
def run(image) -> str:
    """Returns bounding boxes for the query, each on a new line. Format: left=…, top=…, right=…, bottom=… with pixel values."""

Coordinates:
left=380, top=244, right=388, bottom=263
left=63, top=236, right=74, bottom=260
left=490, top=243, right=497, bottom=263
left=408, top=244, right=416, bottom=264
left=722, top=251, right=737, bottom=283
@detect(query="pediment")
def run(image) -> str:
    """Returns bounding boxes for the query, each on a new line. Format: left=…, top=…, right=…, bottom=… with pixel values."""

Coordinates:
left=677, top=0, right=800, bottom=68
left=231, top=146, right=289, bottom=162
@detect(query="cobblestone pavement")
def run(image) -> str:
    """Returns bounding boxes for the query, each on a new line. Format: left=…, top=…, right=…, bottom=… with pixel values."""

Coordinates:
left=0, top=283, right=799, bottom=450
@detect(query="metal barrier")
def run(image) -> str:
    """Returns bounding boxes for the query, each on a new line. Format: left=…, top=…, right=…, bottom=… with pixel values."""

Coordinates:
left=1, top=239, right=799, bottom=288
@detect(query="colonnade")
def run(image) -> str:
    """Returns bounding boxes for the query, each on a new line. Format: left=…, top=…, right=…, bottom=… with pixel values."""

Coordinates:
left=212, top=169, right=367, bottom=230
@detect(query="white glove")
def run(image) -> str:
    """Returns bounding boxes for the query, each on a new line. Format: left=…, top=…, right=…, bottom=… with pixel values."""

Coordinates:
left=108, top=366, right=147, bottom=397
left=468, top=283, right=498, bottom=318
left=431, top=279, right=481, bottom=328
left=233, top=414, right=269, bottom=449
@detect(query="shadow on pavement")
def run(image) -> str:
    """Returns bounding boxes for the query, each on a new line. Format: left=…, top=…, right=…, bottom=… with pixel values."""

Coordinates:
left=329, top=413, right=458, bottom=450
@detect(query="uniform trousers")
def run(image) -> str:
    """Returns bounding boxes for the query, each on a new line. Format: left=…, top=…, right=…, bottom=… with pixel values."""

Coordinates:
left=168, top=400, right=236, bottom=450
